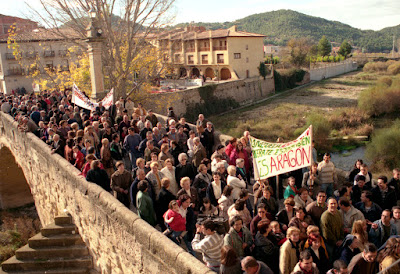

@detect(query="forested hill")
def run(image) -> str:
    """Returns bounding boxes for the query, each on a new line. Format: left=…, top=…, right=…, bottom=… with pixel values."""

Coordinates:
left=175, top=9, right=400, bottom=52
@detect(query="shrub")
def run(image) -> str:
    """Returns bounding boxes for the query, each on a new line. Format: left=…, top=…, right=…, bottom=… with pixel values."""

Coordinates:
left=377, top=76, right=392, bottom=86
left=358, top=81, right=400, bottom=116
left=366, top=120, right=400, bottom=169
left=274, top=69, right=306, bottom=91
left=387, top=62, right=400, bottom=75
left=294, top=113, right=331, bottom=151
left=329, top=108, right=369, bottom=130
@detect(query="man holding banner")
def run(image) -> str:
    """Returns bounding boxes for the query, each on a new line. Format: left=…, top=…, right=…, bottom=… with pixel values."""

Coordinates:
left=250, top=126, right=313, bottom=183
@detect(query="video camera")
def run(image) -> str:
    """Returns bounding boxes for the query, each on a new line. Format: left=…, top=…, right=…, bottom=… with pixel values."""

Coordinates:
left=197, top=214, right=228, bottom=235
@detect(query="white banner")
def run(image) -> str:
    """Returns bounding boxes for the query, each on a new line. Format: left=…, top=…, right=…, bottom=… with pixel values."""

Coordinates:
left=71, top=84, right=96, bottom=110
left=100, top=88, right=113, bottom=109
left=250, top=126, right=313, bottom=179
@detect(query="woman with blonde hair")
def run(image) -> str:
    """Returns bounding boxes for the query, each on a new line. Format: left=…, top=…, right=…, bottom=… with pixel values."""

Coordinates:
left=378, top=237, right=400, bottom=274
left=351, top=219, right=368, bottom=250
left=161, top=159, right=178, bottom=196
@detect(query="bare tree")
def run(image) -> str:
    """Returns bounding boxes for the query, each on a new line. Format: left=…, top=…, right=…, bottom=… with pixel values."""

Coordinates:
left=26, top=0, right=175, bottom=98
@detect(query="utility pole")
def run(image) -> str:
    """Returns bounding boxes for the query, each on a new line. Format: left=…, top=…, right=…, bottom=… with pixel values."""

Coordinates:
left=393, top=35, right=395, bottom=59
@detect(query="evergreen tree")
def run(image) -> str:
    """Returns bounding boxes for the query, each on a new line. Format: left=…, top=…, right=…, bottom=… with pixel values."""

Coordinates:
left=338, top=40, right=353, bottom=58
left=258, top=62, right=267, bottom=79
left=318, top=35, right=331, bottom=56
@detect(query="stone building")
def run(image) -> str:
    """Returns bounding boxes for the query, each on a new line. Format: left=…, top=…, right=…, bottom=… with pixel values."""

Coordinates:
left=0, top=27, right=80, bottom=95
left=151, top=25, right=265, bottom=81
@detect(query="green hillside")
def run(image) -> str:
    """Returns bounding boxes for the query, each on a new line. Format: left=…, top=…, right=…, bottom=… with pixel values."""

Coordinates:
left=175, top=9, right=399, bottom=52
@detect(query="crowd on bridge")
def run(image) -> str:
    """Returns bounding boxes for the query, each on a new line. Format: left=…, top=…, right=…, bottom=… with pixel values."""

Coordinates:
left=2, top=90, right=400, bottom=274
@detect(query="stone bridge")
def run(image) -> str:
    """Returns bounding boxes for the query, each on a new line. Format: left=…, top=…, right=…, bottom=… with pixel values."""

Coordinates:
left=0, top=112, right=212, bottom=274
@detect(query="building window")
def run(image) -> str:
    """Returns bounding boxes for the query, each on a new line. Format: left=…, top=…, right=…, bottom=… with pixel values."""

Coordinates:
left=246, top=44, right=248, bottom=50
left=188, top=55, right=194, bottom=64
left=175, top=54, right=181, bottom=63
left=234, top=53, right=241, bottom=59
left=246, top=70, right=250, bottom=78
left=217, top=54, right=224, bottom=64
left=201, top=55, right=208, bottom=64
left=45, top=61, right=54, bottom=71
left=246, top=57, right=249, bottom=63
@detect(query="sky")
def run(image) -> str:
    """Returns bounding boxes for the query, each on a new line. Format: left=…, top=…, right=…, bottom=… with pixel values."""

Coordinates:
left=2, top=0, right=400, bottom=31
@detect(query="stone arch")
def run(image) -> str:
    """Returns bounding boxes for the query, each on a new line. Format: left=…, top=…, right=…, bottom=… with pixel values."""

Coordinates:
left=205, top=67, right=214, bottom=79
left=179, top=67, right=187, bottom=78
left=220, top=67, right=231, bottom=80
left=0, top=146, right=33, bottom=209
left=191, top=67, right=200, bottom=78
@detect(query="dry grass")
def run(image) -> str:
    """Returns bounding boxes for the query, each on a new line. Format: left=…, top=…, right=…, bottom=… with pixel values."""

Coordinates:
left=212, top=71, right=372, bottom=145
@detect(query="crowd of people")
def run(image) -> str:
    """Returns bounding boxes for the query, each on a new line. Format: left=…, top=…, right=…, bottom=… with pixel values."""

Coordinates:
left=2, top=90, right=400, bottom=274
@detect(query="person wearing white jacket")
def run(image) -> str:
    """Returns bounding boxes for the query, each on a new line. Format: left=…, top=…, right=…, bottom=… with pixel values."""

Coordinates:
left=227, top=165, right=246, bottom=201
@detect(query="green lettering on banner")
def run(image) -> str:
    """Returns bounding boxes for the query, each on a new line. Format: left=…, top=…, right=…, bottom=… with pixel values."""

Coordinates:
left=258, top=159, right=269, bottom=177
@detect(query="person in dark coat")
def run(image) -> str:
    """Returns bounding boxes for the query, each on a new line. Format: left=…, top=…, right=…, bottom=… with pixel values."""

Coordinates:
left=254, top=220, right=279, bottom=273
left=372, top=176, right=397, bottom=210
left=203, top=122, right=215, bottom=158
left=175, top=153, right=196, bottom=183
left=157, top=178, right=176, bottom=231
left=306, top=233, right=330, bottom=273
left=276, top=198, right=296, bottom=231
left=86, top=160, right=111, bottom=192
left=130, top=169, right=154, bottom=207
left=336, top=234, right=360, bottom=266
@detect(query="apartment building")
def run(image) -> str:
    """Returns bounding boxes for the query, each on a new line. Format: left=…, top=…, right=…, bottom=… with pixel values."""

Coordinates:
left=153, top=25, right=265, bottom=81
left=0, top=27, right=80, bottom=94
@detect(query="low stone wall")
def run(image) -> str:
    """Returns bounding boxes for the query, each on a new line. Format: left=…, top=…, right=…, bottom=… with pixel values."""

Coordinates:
left=310, top=60, right=358, bottom=81
left=0, top=112, right=212, bottom=274
left=144, top=75, right=275, bottom=117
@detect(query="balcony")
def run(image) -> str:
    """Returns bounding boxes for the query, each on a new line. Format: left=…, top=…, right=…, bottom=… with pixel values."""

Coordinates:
left=8, top=68, right=24, bottom=76
left=213, top=46, right=227, bottom=51
left=217, top=59, right=224, bottom=64
left=5, top=53, right=16, bottom=60
left=25, top=51, right=38, bottom=59
left=198, top=47, right=210, bottom=52
left=186, top=48, right=195, bottom=52
left=188, top=60, right=194, bottom=65
left=43, top=50, right=55, bottom=57
left=59, top=50, right=68, bottom=57
left=201, top=60, right=208, bottom=65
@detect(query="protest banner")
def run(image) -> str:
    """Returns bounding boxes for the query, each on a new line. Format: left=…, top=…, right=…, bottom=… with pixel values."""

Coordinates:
left=100, top=88, right=114, bottom=109
left=71, top=84, right=97, bottom=110
left=250, top=126, right=313, bottom=179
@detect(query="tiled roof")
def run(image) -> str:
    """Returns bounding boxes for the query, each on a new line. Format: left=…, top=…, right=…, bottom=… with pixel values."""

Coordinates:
left=0, top=27, right=81, bottom=43
left=154, top=26, right=265, bottom=41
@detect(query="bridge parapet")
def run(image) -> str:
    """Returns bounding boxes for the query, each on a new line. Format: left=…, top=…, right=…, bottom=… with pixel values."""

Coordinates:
left=0, top=112, right=212, bottom=274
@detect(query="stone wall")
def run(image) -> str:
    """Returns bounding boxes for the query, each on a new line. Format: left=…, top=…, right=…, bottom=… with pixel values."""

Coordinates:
left=310, top=60, right=358, bottom=81
left=0, top=112, right=212, bottom=274
left=144, top=75, right=275, bottom=118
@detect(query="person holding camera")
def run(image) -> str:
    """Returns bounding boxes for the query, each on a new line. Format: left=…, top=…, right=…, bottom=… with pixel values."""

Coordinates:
left=192, top=219, right=224, bottom=272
